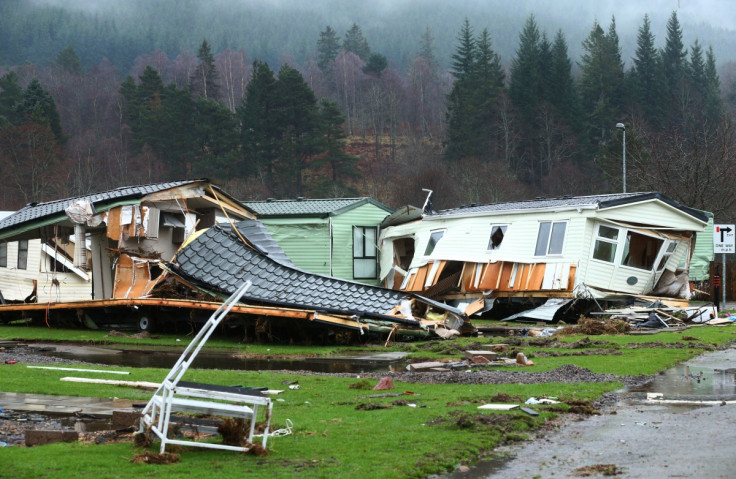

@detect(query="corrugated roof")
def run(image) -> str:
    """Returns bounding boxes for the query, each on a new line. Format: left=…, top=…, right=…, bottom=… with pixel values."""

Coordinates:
left=169, top=220, right=410, bottom=317
left=0, top=180, right=204, bottom=232
left=243, top=197, right=391, bottom=217
left=430, top=192, right=709, bottom=223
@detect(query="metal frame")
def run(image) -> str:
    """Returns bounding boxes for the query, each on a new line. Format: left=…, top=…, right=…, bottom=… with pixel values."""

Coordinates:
left=139, top=280, right=273, bottom=453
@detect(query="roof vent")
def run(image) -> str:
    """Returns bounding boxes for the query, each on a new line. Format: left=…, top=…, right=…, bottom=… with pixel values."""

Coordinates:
left=266, top=198, right=276, bottom=202
left=534, top=196, right=546, bottom=200
left=296, top=197, right=306, bottom=201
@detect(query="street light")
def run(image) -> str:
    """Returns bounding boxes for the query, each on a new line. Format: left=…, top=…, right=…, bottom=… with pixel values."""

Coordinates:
left=616, top=123, right=626, bottom=193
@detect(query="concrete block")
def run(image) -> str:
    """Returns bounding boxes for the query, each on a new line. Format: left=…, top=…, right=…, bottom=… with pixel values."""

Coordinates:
left=112, top=410, right=141, bottom=429
left=25, top=429, right=79, bottom=447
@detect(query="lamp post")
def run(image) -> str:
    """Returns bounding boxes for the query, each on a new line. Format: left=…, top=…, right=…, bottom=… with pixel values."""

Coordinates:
left=616, top=123, right=626, bottom=193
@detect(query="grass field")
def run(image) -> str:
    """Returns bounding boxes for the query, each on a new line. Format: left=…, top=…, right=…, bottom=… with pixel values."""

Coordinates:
left=1, top=323, right=734, bottom=478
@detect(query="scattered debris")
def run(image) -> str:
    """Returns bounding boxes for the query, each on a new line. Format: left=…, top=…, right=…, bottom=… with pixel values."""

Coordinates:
left=570, top=464, right=623, bottom=477
left=372, top=377, right=394, bottom=390
left=128, top=451, right=181, bottom=464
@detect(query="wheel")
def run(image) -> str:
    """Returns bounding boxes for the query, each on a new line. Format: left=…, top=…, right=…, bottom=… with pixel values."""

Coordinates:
left=138, top=315, right=154, bottom=332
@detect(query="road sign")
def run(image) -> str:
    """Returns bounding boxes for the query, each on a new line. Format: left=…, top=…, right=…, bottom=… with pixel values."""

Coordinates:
left=714, top=224, right=735, bottom=253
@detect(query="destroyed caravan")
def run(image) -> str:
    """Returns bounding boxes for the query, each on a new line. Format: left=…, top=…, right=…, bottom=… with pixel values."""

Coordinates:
left=378, top=192, right=711, bottom=320
left=0, top=180, right=465, bottom=339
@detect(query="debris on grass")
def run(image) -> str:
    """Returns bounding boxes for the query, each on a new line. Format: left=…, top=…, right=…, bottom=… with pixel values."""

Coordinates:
left=128, top=450, right=180, bottom=464
left=349, top=379, right=374, bottom=390
left=570, top=463, right=623, bottom=476
left=356, top=402, right=392, bottom=410
left=559, top=317, right=631, bottom=336
left=218, top=417, right=248, bottom=446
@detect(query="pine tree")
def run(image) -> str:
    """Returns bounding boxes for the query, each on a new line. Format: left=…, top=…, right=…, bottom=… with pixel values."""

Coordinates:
left=272, top=64, right=322, bottom=197
left=444, top=18, right=477, bottom=162
left=474, top=28, right=504, bottom=155
left=317, top=26, right=340, bottom=72
left=313, top=99, right=360, bottom=192
left=548, top=30, right=579, bottom=129
left=630, top=14, right=665, bottom=126
left=343, top=23, right=370, bottom=61
left=239, top=60, right=279, bottom=179
left=190, top=39, right=219, bottom=100
left=363, top=52, right=388, bottom=77
left=509, top=15, right=542, bottom=122
left=0, top=71, right=23, bottom=126
left=55, top=45, right=83, bottom=75
left=19, top=79, right=64, bottom=143
left=704, top=46, right=723, bottom=122
left=579, top=18, right=625, bottom=145
left=418, top=27, right=438, bottom=71
left=662, top=11, right=688, bottom=124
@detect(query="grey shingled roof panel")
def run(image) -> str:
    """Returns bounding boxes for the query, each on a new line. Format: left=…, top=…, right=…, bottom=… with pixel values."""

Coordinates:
left=243, top=198, right=370, bottom=216
left=171, top=221, right=408, bottom=315
left=0, top=180, right=199, bottom=232
left=231, top=220, right=295, bottom=267
left=433, top=192, right=708, bottom=222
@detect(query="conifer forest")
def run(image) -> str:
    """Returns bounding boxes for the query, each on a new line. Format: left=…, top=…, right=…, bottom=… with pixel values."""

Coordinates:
left=2, top=0, right=736, bottom=219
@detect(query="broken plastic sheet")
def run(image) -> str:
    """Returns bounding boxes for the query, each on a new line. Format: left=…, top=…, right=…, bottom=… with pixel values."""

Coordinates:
left=501, top=298, right=572, bottom=322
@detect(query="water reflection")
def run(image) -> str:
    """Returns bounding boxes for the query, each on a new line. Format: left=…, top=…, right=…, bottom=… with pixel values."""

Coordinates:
left=40, top=347, right=403, bottom=374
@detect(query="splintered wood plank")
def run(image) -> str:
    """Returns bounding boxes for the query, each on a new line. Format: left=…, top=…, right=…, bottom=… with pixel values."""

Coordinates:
left=498, top=262, right=515, bottom=291
left=106, top=207, right=122, bottom=240
left=528, top=263, right=546, bottom=290
left=112, top=254, right=134, bottom=298
left=478, top=262, right=503, bottom=290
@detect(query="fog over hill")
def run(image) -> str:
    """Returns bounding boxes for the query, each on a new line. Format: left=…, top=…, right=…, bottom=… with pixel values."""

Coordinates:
left=16, top=0, right=736, bottom=73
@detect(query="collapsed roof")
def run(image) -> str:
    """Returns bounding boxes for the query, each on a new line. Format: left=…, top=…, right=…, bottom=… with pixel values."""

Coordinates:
left=162, top=220, right=465, bottom=335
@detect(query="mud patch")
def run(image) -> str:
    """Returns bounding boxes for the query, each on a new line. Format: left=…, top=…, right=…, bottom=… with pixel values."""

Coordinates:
left=129, top=451, right=180, bottom=464
left=559, top=317, right=631, bottom=335
left=571, top=463, right=623, bottom=476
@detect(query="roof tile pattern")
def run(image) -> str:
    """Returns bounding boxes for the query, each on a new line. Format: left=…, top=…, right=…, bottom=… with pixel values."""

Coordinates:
left=432, top=192, right=708, bottom=222
left=243, top=198, right=376, bottom=216
left=171, top=221, right=408, bottom=316
left=0, top=180, right=200, bottom=231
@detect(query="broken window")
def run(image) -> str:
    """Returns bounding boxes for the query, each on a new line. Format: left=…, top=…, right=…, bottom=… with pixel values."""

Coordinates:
left=353, top=226, right=377, bottom=279
left=487, top=225, right=507, bottom=250
left=0, top=241, right=6, bottom=267
left=622, top=231, right=664, bottom=271
left=592, top=225, right=619, bottom=263
left=17, top=240, right=28, bottom=270
left=656, top=241, right=678, bottom=271
left=424, top=230, right=445, bottom=256
left=534, top=221, right=566, bottom=256
left=393, top=237, right=415, bottom=270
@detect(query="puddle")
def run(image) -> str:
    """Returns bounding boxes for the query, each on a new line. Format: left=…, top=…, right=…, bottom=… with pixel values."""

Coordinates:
left=33, top=344, right=408, bottom=373
left=625, top=348, right=736, bottom=400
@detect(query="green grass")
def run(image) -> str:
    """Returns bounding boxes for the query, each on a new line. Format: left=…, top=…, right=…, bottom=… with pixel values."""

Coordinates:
left=1, top=323, right=735, bottom=478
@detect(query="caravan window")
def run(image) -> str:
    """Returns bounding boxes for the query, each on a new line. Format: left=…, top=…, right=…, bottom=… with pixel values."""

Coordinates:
left=593, top=225, right=620, bottom=263
left=17, top=240, right=28, bottom=270
left=0, top=242, right=6, bottom=267
left=424, top=230, right=445, bottom=256
left=487, top=225, right=507, bottom=250
left=622, top=231, right=664, bottom=271
left=353, top=226, right=378, bottom=279
left=535, top=221, right=567, bottom=256
left=656, top=241, right=678, bottom=271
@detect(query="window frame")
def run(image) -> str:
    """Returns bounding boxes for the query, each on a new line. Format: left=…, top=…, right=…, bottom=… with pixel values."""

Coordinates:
left=534, top=221, right=567, bottom=257
left=487, top=224, right=508, bottom=251
left=423, top=229, right=445, bottom=257
left=0, top=241, right=6, bottom=268
left=591, top=224, right=620, bottom=264
left=352, top=225, right=378, bottom=280
left=17, top=240, right=28, bottom=270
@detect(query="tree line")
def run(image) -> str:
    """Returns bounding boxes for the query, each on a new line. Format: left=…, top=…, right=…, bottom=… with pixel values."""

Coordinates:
left=1, top=12, right=736, bottom=220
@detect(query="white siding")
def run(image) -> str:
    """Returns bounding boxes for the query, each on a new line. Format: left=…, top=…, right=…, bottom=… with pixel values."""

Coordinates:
left=598, top=201, right=707, bottom=230
left=0, top=239, right=91, bottom=301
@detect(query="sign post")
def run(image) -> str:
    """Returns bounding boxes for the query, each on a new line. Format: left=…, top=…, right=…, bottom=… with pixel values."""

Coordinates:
left=714, top=224, right=735, bottom=311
